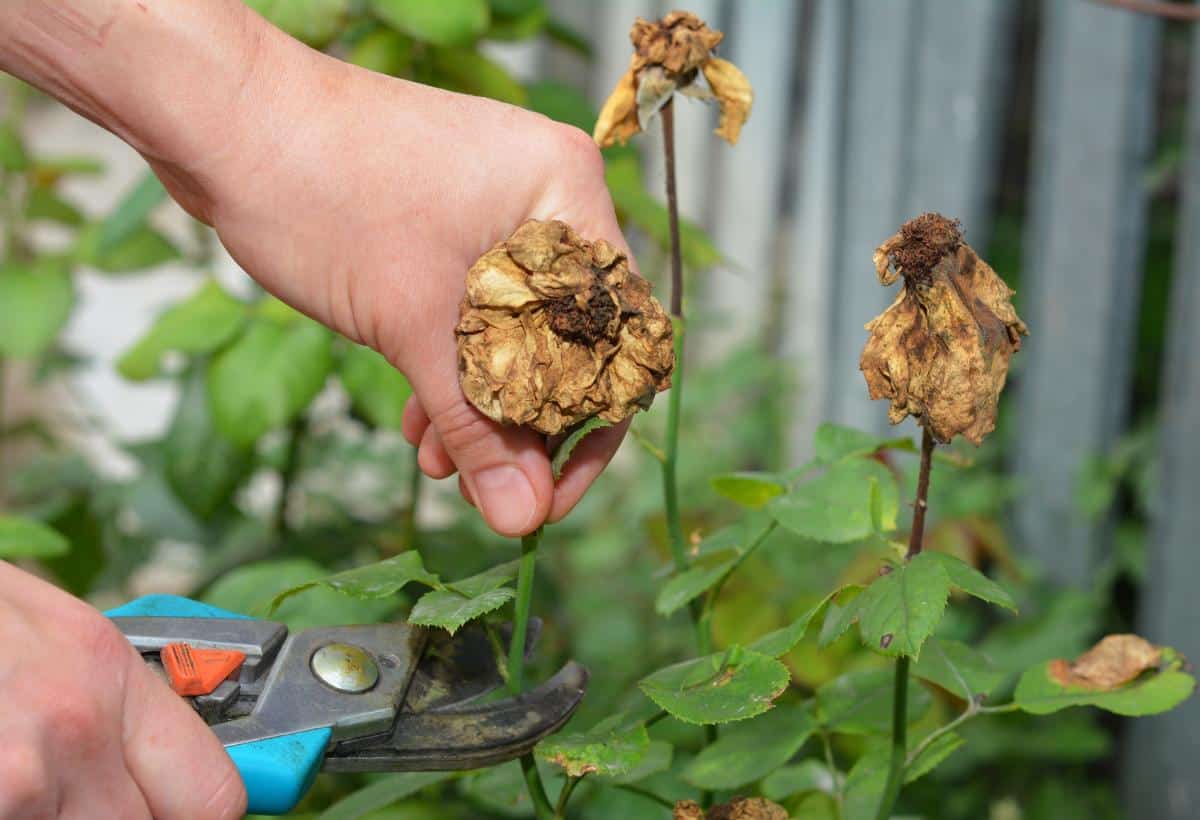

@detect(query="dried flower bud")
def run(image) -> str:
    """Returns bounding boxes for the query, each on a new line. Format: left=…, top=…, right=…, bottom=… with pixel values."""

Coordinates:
left=594, top=11, right=753, bottom=148
left=1049, top=634, right=1163, bottom=691
left=673, top=797, right=788, bottom=820
left=456, top=220, right=674, bottom=436
left=860, top=213, right=1028, bottom=445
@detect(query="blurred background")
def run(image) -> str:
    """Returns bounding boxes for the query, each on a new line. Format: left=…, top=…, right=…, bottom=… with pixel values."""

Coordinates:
left=1, top=1, right=1198, bottom=818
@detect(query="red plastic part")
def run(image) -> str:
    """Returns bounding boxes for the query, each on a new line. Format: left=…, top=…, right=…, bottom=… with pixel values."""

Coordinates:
left=161, top=642, right=245, bottom=697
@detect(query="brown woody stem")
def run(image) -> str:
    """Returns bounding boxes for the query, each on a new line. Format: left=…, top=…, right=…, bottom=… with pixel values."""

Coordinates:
left=662, top=99, right=684, bottom=318
left=906, top=427, right=936, bottom=560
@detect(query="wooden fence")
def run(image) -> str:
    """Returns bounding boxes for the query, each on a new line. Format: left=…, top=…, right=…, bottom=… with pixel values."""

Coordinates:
left=519, top=1, right=1199, bottom=817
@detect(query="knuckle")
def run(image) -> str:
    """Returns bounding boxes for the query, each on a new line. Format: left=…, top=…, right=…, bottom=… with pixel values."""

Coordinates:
left=430, top=401, right=497, bottom=455
left=553, top=123, right=605, bottom=178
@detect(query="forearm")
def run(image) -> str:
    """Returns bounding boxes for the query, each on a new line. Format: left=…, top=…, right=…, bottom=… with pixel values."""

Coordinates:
left=0, top=0, right=292, bottom=183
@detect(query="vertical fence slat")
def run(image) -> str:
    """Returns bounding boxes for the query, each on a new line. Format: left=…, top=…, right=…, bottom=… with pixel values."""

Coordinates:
left=1015, top=1, right=1160, bottom=583
left=700, top=0, right=801, bottom=354
left=1124, top=23, right=1200, bottom=820
left=824, top=0, right=919, bottom=435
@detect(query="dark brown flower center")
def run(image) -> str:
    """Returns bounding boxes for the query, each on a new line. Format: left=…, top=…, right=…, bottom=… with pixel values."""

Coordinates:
left=546, top=281, right=617, bottom=347
left=890, top=212, right=963, bottom=281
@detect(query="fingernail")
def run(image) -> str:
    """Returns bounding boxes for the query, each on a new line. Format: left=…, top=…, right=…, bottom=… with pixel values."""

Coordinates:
left=473, top=465, right=537, bottom=534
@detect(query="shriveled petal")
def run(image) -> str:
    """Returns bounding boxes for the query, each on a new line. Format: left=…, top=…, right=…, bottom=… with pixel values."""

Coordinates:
left=1049, top=635, right=1162, bottom=691
left=594, top=64, right=641, bottom=148
left=702, top=58, right=754, bottom=144
left=631, top=11, right=723, bottom=77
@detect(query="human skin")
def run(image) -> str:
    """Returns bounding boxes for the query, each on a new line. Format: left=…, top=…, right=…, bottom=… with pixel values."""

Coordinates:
left=0, top=1, right=633, bottom=816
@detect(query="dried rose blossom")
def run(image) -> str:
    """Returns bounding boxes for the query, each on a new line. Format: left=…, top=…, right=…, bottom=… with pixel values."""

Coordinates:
left=593, top=11, right=753, bottom=148
left=456, top=220, right=674, bottom=436
left=860, top=213, right=1028, bottom=445
left=673, top=797, right=788, bottom=820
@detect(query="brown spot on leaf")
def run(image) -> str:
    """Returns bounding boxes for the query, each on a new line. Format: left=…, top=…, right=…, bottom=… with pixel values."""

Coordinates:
left=1049, top=634, right=1163, bottom=691
left=880, top=633, right=894, bottom=650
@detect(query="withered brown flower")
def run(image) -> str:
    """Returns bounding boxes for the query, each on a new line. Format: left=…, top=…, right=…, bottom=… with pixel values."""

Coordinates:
left=456, top=220, right=674, bottom=436
left=673, top=797, right=788, bottom=820
left=594, top=11, right=753, bottom=148
left=860, top=213, right=1028, bottom=445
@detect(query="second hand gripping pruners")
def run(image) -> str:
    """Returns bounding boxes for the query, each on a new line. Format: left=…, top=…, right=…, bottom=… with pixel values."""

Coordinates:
left=105, top=594, right=588, bottom=815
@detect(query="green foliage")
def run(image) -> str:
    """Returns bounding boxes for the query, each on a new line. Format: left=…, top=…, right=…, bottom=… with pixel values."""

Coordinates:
left=815, top=668, right=931, bottom=735
left=551, top=416, right=612, bottom=479
left=655, top=551, right=738, bottom=617
left=640, top=648, right=791, bottom=725
left=682, top=702, right=816, bottom=790
left=911, top=638, right=1003, bottom=700
left=96, top=171, right=167, bottom=255
left=536, top=721, right=650, bottom=778
left=244, top=0, right=351, bottom=46
left=0, top=516, right=70, bottom=559
left=119, top=280, right=249, bottom=380
left=431, top=47, right=527, bottom=105
left=268, top=551, right=439, bottom=613
left=339, top=345, right=411, bottom=430
left=316, top=773, right=452, bottom=820
left=409, top=561, right=518, bottom=633
left=1014, top=650, right=1195, bottom=716
left=812, top=423, right=915, bottom=463
left=0, top=259, right=74, bottom=358
left=369, top=0, right=489, bottom=46
left=850, top=552, right=951, bottom=659
left=769, top=457, right=899, bottom=543
left=709, top=471, right=786, bottom=508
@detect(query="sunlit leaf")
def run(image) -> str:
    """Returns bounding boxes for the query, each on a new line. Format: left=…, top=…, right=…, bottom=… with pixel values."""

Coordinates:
left=340, top=344, right=412, bottom=430
left=97, top=171, right=166, bottom=254
left=640, top=648, right=790, bottom=725
left=710, top=472, right=787, bottom=508
left=817, top=585, right=865, bottom=648
left=682, top=702, right=816, bottom=790
left=431, top=46, right=528, bottom=105
left=370, top=0, right=489, bottom=46
left=0, top=516, right=69, bottom=559
left=924, top=551, right=1017, bottom=613
left=536, top=722, right=649, bottom=778
left=912, top=637, right=1004, bottom=700
left=526, top=82, right=596, bottom=132
left=118, top=280, right=248, bottom=380
left=1014, top=643, right=1195, bottom=716
left=409, top=561, right=519, bottom=634
left=0, top=258, right=74, bottom=358
left=749, top=588, right=840, bottom=658
left=347, top=28, right=414, bottom=76
left=26, top=187, right=84, bottom=226
left=551, top=416, right=612, bottom=479
left=769, top=458, right=899, bottom=543
left=655, top=550, right=738, bottom=617
left=244, top=0, right=351, bottom=46
left=761, top=760, right=837, bottom=802
left=853, top=552, right=951, bottom=658
left=815, top=668, right=931, bottom=735
left=268, top=551, right=440, bottom=614
left=813, top=423, right=915, bottom=463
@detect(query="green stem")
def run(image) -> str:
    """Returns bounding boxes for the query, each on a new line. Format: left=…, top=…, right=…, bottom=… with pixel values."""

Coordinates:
left=905, top=700, right=979, bottom=769
left=520, top=754, right=555, bottom=820
left=874, top=657, right=910, bottom=820
left=508, top=528, right=541, bottom=694
left=554, top=775, right=584, bottom=818
left=400, top=445, right=422, bottom=549
left=820, top=728, right=844, bottom=820
left=874, top=427, right=936, bottom=820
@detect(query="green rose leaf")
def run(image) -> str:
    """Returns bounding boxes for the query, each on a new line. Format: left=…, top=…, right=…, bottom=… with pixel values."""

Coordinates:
left=0, top=516, right=69, bottom=559
left=655, top=551, right=739, bottom=617
left=748, top=588, right=841, bottom=658
left=119, top=280, right=248, bottom=380
left=762, top=760, right=837, bottom=802
left=1014, top=650, right=1195, bottom=716
left=639, top=648, right=790, bottom=725
left=816, top=668, right=931, bottom=735
left=339, top=345, right=412, bottom=430
left=244, top=0, right=351, bottom=46
left=207, top=315, right=333, bottom=445
left=409, top=560, right=519, bottom=634
left=536, top=722, right=650, bottom=778
left=853, top=552, right=951, bottom=658
left=26, top=188, right=84, bottom=226
left=96, top=171, right=166, bottom=255
left=267, top=551, right=441, bottom=615
left=347, top=28, right=414, bottom=76
left=682, top=702, right=817, bottom=790
left=813, top=423, right=915, bottom=463
left=924, top=551, right=1017, bottom=613
left=817, top=585, right=865, bottom=648
left=0, top=124, right=29, bottom=171
left=551, top=416, right=612, bottom=479
left=370, top=0, right=490, bottom=46
left=710, top=472, right=788, bottom=508
left=912, top=637, right=1004, bottom=701
left=769, top=458, right=899, bottom=543
left=315, top=772, right=452, bottom=820
left=843, top=733, right=962, bottom=820
left=905, top=731, right=965, bottom=783
left=0, top=258, right=74, bottom=359
left=75, top=222, right=181, bottom=273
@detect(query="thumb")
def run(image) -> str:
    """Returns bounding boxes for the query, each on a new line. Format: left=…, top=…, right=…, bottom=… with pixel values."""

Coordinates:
left=413, top=357, right=554, bottom=537
left=122, top=660, right=247, bottom=820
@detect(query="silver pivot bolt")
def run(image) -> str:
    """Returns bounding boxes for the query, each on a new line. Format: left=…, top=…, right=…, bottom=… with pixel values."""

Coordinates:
left=311, top=642, right=380, bottom=693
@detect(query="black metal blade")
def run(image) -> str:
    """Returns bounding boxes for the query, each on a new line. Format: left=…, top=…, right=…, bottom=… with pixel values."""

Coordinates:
left=323, top=661, right=588, bottom=772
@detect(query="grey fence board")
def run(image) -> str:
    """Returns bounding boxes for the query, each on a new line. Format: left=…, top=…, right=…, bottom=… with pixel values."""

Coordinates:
left=1124, top=22, right=1200, bottom=820
left=1015, top=1, right=1160, bottom=584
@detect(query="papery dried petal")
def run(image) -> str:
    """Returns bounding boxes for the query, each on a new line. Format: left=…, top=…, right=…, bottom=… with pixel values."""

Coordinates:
left=457, top=220, right=674, bottom=436
left=1049, top=635, right=1163, bottom=691
left=631, top=11, right=723, bottom=78
left=701, top=58, right=754, bottom=144
left=860, top=213, right=1028, bottom=445
left=594, top=63, right=641, bottom=148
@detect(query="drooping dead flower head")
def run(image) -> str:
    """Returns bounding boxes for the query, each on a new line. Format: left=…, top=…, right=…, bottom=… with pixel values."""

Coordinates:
left=1049, top=634, right=1163, bottom=691
left=456, top=220, right=674, bottom=436
left=860, top=213, right=1028, bottom=445
left=594, top=11, right=753, bottom=148
left=673, top=797, right=788, bottom=820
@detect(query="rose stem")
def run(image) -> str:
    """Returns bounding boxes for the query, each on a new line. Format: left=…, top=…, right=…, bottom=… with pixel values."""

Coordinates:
left=400, top=447, right=422, bottom=549
left=508, top=527, right=554, bottom=819
left=875, top=426, right=936, bottom=820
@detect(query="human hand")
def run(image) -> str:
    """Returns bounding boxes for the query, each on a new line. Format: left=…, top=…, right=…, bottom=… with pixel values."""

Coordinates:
left=0, top=562, right=245, bottom=819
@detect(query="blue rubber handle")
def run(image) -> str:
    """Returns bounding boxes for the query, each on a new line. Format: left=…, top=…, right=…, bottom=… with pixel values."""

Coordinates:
left=106, top=594, right=327, bottom=815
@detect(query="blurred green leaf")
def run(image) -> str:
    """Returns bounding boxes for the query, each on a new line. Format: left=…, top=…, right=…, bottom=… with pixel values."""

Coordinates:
left=605, top=154, right=722, bottom=270
left=29, top=155, right=104, bottom=184
left=76, top=222, right=181, bottom=272
left=268, top=551, right=441, bottom=614
left=912, top=638, right=1003, bottom=700
left=812, top=423, right=915, bottom=464
left=526, top=82, right=595, bottom=132
left=544, top=17, right=591, bottom=56
left=208, top=316, right=333, bottom=445
left=551, top=416, right=611, bottom=479
left=347, top=28, right=414, bottom=75
left=487, top=3, right=546, bottom=40
left=409, top=561, right=519, bottom=634
left=748, top=588, right=839, bottom=658
left=815, top=668, right=930, bottom=735
left=340, top=345, right=412, bottom=430
left=710, top=472, right=787, bottom=508
left=488, top=0, right=539, bottom=16
left=640, top=648, right=790, bottom=725
left=0, top=516, right=69, bottom=559
left=430, top=46, right=527, bottom=105
left=925, top=551, right=1017, bottom=613
left=370, top=0, right=489, bottom=46
left=0, top=124, right=29, bottom=171
left=655, top=550, right=738, bottom=617
left=761, top=760, right=837, bottom=802
left=244, top=0, right=351, bottom=46
left=119, top=280, right=249, bottom=380
left=817, top=585, right=865, bottom=648
left=905, top=731, right=964, bottom=782
left=537, top=722, right=649, bottom=778
left=0, top=258, right=74, bottom=358
left=853, top=552, right=950, bottom=658
left=683, top=702, right=816, bottom=790
left=97, top=171, right=166, bottom=254
left=1014, top=650, right=1195, bottom=716
left=26, top=187, right=84, bottom=226
left=769, top=458, right=899, bottom=543
left=316, top=773, right=452, bottom=820
left=164, top=368, right=254, bottom=520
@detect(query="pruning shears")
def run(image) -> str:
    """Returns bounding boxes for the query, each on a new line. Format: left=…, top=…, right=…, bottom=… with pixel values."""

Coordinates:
left=105, top=595, right=588, bottom=815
